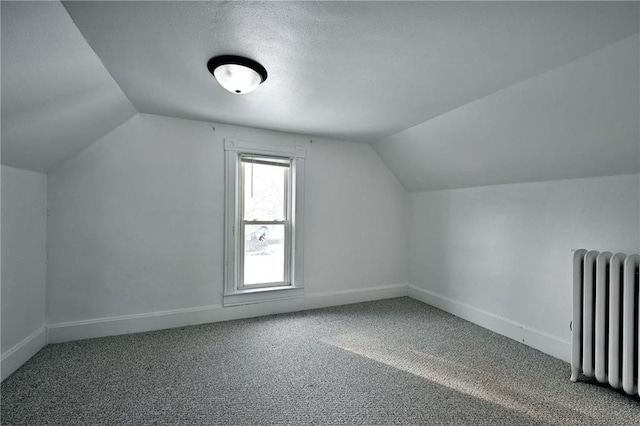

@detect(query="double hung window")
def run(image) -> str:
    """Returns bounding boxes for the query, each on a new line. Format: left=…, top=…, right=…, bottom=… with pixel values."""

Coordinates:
left=239, top=155, right=291, bottom=288
left=224, top=139, right=305, bottom=306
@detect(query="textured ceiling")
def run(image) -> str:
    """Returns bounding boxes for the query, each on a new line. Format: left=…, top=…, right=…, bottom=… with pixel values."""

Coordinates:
left=63, top=1, right=639, bottom=143
left=1, top=1, right=638, bottom=188
left=1, top=1, right=136, bottom=172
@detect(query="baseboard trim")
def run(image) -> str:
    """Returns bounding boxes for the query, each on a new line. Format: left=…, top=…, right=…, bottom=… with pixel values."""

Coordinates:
left=7, top=284, right=567, bottom=377
left=1, top=326, right=47, bottom=382
left=47, top=283, right=408, bottom=344
left=407, top=284, right=570, bottom=362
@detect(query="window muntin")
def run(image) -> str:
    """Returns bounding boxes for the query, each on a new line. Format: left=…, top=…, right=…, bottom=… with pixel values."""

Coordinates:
left=238, top=155, right=292, bottom=288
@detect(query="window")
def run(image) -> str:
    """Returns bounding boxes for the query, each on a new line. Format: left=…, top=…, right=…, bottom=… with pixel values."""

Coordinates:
left=239, top=155, right=290, bottom=287
left=224, top=138, right=305, bottom=306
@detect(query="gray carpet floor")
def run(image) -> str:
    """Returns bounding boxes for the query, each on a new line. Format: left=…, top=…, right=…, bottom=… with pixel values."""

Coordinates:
left=2, top=297, right=639, bottom=425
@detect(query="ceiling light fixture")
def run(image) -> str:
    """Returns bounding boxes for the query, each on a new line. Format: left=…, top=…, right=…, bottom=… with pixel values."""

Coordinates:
left=207, top=55, right=268, bottom=95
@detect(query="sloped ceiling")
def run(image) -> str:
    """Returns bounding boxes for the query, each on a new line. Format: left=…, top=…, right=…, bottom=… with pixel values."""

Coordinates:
left=1, top=1, right=136, bottom=173
left=376, top=33, right=640, bottom=192
left=62, top=1, right=638, bottom=143
left=1, top=1, right=638, bottom=189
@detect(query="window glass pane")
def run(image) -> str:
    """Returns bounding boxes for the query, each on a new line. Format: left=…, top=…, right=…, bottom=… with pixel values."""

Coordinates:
left=243, top=224, right=285, bottom=285
left=242, top=160, right=288, bottom=221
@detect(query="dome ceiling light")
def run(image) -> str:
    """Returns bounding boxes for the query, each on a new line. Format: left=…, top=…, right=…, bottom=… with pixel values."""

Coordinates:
left=207, top=55, right=268, bottom=95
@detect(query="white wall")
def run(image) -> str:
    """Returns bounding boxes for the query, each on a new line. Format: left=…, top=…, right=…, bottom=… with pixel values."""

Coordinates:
left=408, top=174, right=640, bottom=361
left=46, top=114, right=407, bottom=339
left=1, top=165, right=48, bottom=380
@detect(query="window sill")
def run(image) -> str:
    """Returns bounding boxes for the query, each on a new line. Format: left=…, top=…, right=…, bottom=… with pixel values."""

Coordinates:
left=223, top=286, right=304, bottom=307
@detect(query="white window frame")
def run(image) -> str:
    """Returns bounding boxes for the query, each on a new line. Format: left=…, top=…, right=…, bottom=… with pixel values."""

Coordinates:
left=238, top=154, right=292, bottom=290
left=223, top=138, right=305, bottom=306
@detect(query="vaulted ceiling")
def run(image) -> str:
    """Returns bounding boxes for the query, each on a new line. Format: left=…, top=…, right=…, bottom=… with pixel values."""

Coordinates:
left=2, top=1, right=639, bottom=190
left=1, top=1, right=136, bottom=172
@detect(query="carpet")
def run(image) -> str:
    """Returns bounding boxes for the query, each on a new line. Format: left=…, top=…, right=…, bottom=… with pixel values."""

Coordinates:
left=2, top=297, right=639, bottom=425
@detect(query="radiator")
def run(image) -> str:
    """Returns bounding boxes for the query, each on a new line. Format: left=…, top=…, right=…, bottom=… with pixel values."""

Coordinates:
left=571, top=249, right=640, bottom=395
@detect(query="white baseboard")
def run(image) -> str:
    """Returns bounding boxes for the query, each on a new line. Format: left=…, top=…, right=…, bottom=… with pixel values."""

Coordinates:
left=48, top=283, right=408, bottom=344
left=1, top=327, right=47, bottom=381
left=6, top=284, right=568, bottom=379
left=408, top=284, right=570, bottom=363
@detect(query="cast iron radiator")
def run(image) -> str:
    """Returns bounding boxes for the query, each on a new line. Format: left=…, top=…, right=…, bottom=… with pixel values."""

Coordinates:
left=571, top=249, right=640, bottom=396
